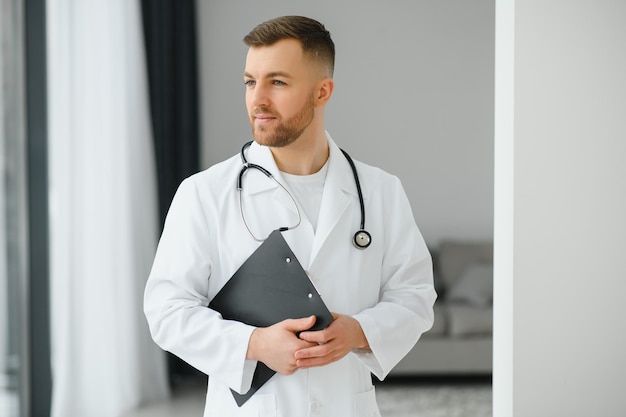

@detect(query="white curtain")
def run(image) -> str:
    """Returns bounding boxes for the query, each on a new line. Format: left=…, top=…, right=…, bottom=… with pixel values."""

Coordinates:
left=47, top=1, right=169, bottom=416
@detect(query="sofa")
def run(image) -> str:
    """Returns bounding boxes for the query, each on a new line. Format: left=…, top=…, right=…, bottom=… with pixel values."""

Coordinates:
left=390, top=240, right=494, bottom=376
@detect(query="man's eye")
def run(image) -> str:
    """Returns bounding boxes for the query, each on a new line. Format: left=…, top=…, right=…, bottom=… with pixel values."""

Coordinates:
left=244, top=80, right=256, bottom=87
left=273, top=80, right=286, bottom=86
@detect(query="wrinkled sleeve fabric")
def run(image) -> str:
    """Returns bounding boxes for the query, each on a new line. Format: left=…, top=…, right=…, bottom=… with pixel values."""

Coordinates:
left=352, top=176, right=436, bottom=380
left=143, top=177, right=256, bottom=395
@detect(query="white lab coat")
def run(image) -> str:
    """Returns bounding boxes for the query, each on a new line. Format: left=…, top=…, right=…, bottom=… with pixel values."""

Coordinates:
left=144, top=135, right=436, bottom=417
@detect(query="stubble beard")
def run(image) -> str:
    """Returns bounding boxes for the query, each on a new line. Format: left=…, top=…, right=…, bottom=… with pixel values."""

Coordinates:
left=250, top=94, right=315, bottom=148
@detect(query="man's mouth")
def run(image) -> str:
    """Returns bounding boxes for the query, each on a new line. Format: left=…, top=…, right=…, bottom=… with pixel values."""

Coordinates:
left=254, top=114, right=277, bottom=123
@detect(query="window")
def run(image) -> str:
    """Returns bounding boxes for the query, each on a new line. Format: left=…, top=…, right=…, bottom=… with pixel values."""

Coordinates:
left=1, top=1, right=51, bottom=415
left=1, top=1, right=29, bottom=415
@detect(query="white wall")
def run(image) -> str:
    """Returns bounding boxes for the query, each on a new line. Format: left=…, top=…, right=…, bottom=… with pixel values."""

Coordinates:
left=494, top=0, right=626, bottom=415
left=196, top=0, right=494, bottom=247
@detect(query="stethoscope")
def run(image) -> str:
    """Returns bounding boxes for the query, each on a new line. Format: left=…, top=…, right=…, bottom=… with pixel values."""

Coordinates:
left=237, top=141, right=372, bottom=249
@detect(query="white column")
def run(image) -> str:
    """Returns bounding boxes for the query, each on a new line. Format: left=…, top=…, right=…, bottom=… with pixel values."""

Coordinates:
left=494, top=1, right=626, bottom=415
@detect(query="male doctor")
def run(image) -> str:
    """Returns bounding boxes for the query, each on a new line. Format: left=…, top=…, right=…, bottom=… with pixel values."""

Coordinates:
left=144, top=15, right=436, bottom=417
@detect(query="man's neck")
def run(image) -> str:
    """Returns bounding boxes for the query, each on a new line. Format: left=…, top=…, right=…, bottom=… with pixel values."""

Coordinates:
left=270, top=130, right=329, bottom=175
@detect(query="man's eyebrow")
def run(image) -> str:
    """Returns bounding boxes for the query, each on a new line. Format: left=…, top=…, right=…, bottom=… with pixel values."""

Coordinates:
left=243, top=71, right=293, bottom=79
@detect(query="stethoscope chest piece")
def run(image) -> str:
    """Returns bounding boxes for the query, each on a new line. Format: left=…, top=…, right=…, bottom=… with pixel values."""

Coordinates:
left=353, top=230, right=372, bottom=249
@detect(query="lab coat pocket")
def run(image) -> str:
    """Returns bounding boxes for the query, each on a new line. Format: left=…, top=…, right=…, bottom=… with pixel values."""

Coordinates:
left=354, top=386, right=382, bottom=417
left=244, top=393, right=277, bottom=417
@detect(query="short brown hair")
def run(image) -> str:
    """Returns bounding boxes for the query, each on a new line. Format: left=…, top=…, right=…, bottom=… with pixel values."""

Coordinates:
left=243, top=16, right=335, bottom=77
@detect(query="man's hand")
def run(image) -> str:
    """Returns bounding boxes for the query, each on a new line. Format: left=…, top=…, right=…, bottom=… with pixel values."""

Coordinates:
left=246, top=316, right=317, bottom=375
left=294, top=313, right=370, bottom=369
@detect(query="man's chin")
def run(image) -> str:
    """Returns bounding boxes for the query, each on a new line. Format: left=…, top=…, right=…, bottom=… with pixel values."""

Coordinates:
left=252, top=132, right=293, bottom=148
left=252, top=135, right=274, bottom=147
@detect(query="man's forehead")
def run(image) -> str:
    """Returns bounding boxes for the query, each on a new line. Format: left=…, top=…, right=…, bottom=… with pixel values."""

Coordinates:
left=244, top=39, right=305, bottom=76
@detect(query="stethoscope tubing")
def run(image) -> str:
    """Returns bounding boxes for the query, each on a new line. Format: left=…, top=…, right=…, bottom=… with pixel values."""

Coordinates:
left=237, top=141, right=370, bottom=249
left=340, top=148, right=366, bottom=232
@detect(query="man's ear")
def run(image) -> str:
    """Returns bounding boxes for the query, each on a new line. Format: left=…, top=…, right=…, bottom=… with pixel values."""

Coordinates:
left=315, top=78, right=334, bottom=107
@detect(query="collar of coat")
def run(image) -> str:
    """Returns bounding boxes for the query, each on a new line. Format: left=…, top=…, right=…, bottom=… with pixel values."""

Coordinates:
left=242, top=132, right=359, bottom=200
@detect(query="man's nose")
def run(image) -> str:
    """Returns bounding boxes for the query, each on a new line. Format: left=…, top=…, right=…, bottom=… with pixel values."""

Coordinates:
left=248, top=84, right=270, bottom=107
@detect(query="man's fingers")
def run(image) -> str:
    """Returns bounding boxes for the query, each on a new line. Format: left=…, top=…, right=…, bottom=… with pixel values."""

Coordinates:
left=284, top=315, right=316, bottom=332
left=295, top=344, right=341, bottom=369
left=295, top=342, right=331, bottom=360
left=298, top=328, right=328, bottom=344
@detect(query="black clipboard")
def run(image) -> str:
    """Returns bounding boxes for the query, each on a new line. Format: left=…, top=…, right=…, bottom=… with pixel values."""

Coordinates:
left=208, top=229, right=334, bottom=406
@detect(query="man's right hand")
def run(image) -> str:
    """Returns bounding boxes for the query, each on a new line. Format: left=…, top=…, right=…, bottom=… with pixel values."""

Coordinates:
left=246, top=315, right=317, bottom=375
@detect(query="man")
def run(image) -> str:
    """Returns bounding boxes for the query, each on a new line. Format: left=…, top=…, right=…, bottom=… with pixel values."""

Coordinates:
left=144, top=16, right=436, bottom=417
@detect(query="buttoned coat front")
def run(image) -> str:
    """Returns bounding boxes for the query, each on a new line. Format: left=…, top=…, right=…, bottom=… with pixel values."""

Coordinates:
left=144, top=136, right=436, bottom=417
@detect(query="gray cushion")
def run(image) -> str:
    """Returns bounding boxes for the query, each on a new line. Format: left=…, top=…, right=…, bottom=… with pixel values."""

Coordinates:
left=425, top=302, right=447, bottom=337
left=447, top=263, right=493, bottom=307
left=437, top=241, right=493, bottom=288
left=446, top=304, right=493, bottom=337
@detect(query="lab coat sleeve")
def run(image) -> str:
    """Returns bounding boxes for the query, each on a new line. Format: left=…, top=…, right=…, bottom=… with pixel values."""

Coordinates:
left=143, top=177, right=257, bottom=394
left=352, top=176, right=436, bottom=380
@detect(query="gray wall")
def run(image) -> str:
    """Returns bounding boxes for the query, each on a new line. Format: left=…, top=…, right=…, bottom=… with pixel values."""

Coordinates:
left=196, top=0, right=495, bottom=248
left=494, top=0, right=626, bottom=415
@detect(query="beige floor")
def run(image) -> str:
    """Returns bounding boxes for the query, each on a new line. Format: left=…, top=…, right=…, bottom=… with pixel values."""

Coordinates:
left=124, top=385, right=205, bottom=417
left=125, top=379, right=492, bottom=417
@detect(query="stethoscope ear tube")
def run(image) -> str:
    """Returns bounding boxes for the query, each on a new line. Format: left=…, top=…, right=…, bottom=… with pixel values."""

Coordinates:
left=237, top=165, right=248, bottom=190
left=238, top=141, right=277, bottom=189
left=238, top=162, right=273, bottom=189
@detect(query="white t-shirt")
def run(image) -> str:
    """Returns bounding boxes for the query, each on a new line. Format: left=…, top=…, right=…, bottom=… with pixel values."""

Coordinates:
left=280, top=160, right=329, bottom=233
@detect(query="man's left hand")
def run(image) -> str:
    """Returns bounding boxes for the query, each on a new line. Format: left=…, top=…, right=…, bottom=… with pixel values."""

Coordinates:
left=294, top=313, right=370, bottom=369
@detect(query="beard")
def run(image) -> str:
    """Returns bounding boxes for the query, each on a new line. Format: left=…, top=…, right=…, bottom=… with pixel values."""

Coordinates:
left=250, top=93, right=315, bottom=148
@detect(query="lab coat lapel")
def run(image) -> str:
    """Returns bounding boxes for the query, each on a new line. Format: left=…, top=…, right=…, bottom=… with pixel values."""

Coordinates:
left=309, top=139, right=355, bottom=264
